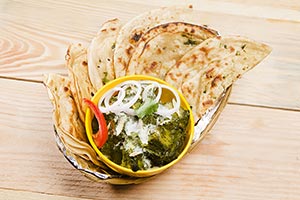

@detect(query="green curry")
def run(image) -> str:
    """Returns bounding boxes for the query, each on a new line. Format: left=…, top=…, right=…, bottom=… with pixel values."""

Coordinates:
left=93, top=106, right=189, bottom=171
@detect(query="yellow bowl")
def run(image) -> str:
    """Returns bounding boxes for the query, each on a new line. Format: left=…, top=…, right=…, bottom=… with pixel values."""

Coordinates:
left=85, top=75, right=194, bottom=177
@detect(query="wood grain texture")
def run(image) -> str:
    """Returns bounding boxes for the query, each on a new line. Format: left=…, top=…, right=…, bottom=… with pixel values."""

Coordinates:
left=0, top=189, right=89, bottom=200
left=125, top=0, right=300, bottom=21
left=0, top=78, right=299, bottom=199
left=0, top=0, right=300, bottom=110
left=1, top=0, right=300, bottom=199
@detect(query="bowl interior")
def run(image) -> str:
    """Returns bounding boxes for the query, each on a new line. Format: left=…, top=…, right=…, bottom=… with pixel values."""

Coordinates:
left=85, top=75, right=194, bottom=177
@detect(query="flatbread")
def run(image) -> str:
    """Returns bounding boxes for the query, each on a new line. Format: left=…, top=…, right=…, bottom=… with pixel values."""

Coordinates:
left=126, top=22, right=218, bottom=79
left=66, top=44, right=96, bottom=122
left=87, top=18, right=122, bottom=90
left=113, top=6, right=193, bottom=78
left=43, top=74, right=104, bottom=167
left=165, top=36, right=272, bottom=122
left=44, top=74, right=86, bottom=141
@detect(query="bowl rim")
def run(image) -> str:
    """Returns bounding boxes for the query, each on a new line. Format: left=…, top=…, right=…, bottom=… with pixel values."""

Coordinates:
left=85, top=75, right=194, bottom=177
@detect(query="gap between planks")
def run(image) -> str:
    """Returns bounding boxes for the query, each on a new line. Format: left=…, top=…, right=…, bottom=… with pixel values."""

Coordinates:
left=0, top=75, right=43, bottom=84
left=228, top=102, right=300, bottom=113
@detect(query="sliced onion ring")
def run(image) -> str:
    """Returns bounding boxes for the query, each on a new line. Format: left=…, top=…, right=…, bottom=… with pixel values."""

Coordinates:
left=98, top=87, right=125, bottom=113
left=119, top=81, right=142, bottom=109
left=142, top=81, right=162, bottom=103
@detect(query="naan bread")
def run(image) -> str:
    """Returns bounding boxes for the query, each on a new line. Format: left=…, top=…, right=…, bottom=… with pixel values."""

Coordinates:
left=113, top=6, right=193, bottom=78
left=127, top=22, right=218, bottom=79
left=44, top=74, right=104, bottom=167
left=66, top=44, right=96, bottom=122
left=87, top=18, right=122, bottom=90
left=165, top=36, right=272, bottom=122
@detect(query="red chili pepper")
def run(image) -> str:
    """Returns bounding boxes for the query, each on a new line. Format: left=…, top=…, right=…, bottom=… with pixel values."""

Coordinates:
left=83, top=98, right=108, bottom=148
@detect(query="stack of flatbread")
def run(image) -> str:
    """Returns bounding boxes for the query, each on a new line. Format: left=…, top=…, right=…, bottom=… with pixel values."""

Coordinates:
left=44, top=6, right=271, bottom=172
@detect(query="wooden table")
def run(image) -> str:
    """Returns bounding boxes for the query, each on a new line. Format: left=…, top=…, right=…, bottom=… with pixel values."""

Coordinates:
left=1, top=0, right=300, bottom=199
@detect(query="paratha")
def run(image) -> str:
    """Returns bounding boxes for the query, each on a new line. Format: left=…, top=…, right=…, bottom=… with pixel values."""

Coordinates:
left=87, top=18, right=122, bottom=90
left=113, top=6, right=193, bottom=78
left=66, top=43, right=96, bottom=122
left=165, top=36, right=272, bottom=122
left=44, top=74, right=104, bottom=167
left=126, top=22, right=218, bottom=79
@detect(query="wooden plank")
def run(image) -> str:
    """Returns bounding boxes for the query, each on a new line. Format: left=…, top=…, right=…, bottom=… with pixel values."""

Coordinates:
left=0, top=0, right=300, bottom=111
left=0, top=189, right=90, bottom=200
left=221, top=0, right=300, bottom=11
left=0, top=78, right=299, bottom=199
left=124, top=0, right=300, bottom=21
